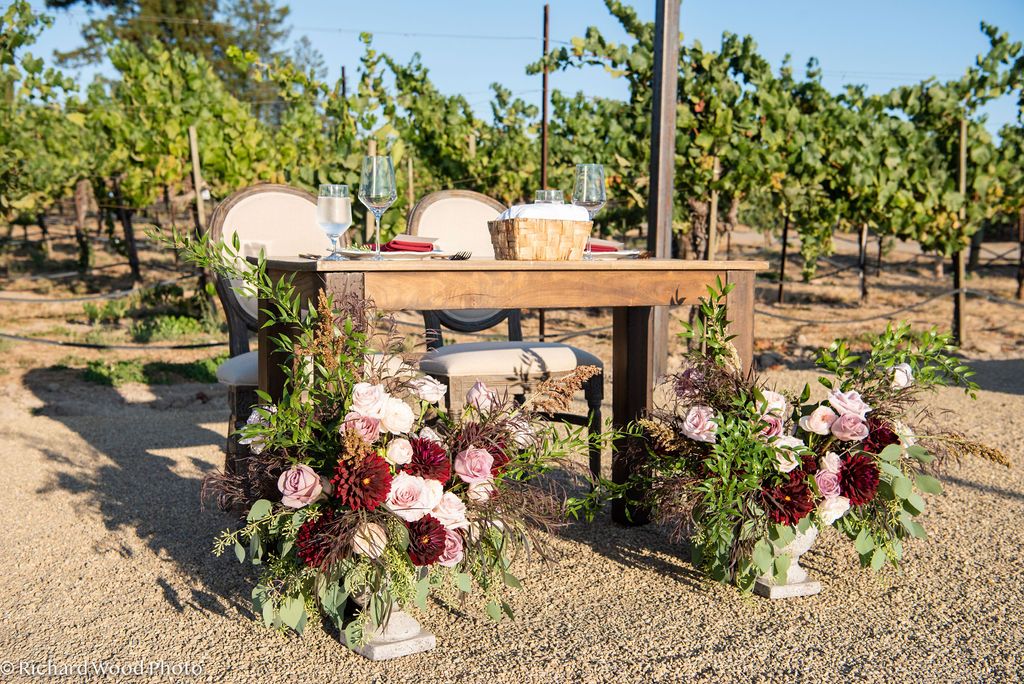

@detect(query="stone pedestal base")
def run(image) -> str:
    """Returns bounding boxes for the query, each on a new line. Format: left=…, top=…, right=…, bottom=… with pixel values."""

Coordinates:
left=753, top=578, right=821, bottom=599
left=349, top=610, right=436, bottom=661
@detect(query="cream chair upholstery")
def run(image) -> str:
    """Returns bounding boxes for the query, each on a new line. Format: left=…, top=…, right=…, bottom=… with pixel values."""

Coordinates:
left=408, top=190, right=606, bottom=477
left=207, top=184, right=324, bottom=475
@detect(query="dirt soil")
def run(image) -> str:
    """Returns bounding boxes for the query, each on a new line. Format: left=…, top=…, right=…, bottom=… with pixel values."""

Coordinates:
left=0, top=224, right=1022, bottom=682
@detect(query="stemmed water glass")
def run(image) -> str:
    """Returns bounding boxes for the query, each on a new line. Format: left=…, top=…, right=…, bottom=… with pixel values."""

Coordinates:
left=358, top=155, right=398, bottom=261
left=572, top=164, right=607, bottom=260
left=317, top=184, right=353, bottom=261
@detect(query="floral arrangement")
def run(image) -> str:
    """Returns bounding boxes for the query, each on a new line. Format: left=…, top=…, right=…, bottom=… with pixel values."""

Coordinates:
left=173, top=232, right=597, bottom=645
left=628, top=282, right=1007, bottom=591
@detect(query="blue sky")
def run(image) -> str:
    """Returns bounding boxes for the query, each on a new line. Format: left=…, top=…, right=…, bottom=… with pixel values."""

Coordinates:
left=27, top=0, right=1024, bottom=133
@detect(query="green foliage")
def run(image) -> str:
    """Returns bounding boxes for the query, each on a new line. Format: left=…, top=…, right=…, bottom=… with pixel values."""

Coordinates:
left=82, top=355, right=225, bottom=386
left=82, top=299, right=127, bottom=325
left=129, top=314, right=214, bottom=343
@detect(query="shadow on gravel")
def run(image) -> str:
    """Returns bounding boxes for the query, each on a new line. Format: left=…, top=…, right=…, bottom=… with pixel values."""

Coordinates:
left=559, top=514, right=706, bottom=591
left=965, top=358, right=1024, bottom=396
left=943, top=475, right=1024, bottom=503
left=23, top=368, right=252, bottom=617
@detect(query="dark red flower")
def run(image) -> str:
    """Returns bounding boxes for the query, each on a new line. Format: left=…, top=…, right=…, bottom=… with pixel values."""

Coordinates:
left=404, top=438, right=451, bottom=483
left=800, top=451, right=818, bottom=474
left=296, top=508, right=335, bottom=569
left=840, top=453, right=880, bottom=506
left=490, top=447, right=510, bottom=476
left=762, top=473, right=815, bottom=526
left=407, top=514, right=447, bottom=566
left=332, top=453, right=392, bottom=511
left=862, top=418, right=899, bottom=455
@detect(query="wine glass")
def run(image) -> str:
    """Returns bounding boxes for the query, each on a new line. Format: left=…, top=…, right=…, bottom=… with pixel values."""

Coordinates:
left=358, top=155, right=397, bottom=261
left=317, top=184, right=353, bottom=261
left=535, top=189, right=564, bottom=204
left=572, top=164, right=606, bottom=260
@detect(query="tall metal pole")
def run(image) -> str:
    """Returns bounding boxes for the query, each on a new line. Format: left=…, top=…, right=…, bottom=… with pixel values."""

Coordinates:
left=953, top=117, right=967, bottom=346
left=540, top=4, right=550, bottom=189
left=647, top=0, right=681, bottom=378
left=341, top=66, right=347, bottom=99
left=539, top=4, right=551, bottom=341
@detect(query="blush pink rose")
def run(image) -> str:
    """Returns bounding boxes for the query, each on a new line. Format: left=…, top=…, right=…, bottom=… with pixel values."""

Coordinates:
left=891, top=363, right=914, bottom=389
left=831, top=413, right=869, bottom=442
left=386, top=472, right=443, bottom=522
left=760, top=414, right=783, bottom=438
left=467, top=479, right=496, bottom=503
left=819, top=451, right=842, bottom=474
left=455, top=446, right=494, bottom=484
left=466, top=380, right=499, bottom=413
left=432, top=491, right=470, bottom=530
left=827, top=389, right=872, bottom=420
left=408, top=375, right=447, bottom=404
left=681, top=405, right=717, bottom=443
left=352, top=522, right=388, bottom=559
left=350, top=382, right=388, bottom=418
left=342, top=411, right=381, bottom=443
left=759, top=390, right=788, bottom=417
left=818, top=495, right=851, bottom=525
left=799, top=405, right=838, bottom=435
left=380, top=397, right=415, bottom=434
left=386, top=437, right=414, bottom=466
left=277, top=464, right=323, bottom=508
left=814, top=470, right=842, bottom=498
left=437, top=529, right=465, bottom=568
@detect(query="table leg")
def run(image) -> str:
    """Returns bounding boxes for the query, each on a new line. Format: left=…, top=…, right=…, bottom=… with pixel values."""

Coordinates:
left=258, top=269, right=326, bottom=402
left=611, top=305, right=654, bottom=526
left=725, top=270, right=755, bottom=375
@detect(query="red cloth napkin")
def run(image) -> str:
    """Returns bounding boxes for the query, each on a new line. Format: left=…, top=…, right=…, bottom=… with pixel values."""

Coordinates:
left=370, top=238, right=434, bottom=253
left=587, top=242, right=618, bottom=253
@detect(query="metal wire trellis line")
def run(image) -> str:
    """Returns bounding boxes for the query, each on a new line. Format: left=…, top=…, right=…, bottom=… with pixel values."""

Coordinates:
left=59, top=11, right=573, bottom=45
left=751, top=286, right=1024, bottom=324
left=0, top=274, right=194, bottom=303
left=0, top=331, right=226, bottom=351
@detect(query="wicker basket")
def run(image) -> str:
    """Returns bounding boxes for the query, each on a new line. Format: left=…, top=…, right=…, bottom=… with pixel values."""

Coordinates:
left=487, top=218, right=592, bottom=260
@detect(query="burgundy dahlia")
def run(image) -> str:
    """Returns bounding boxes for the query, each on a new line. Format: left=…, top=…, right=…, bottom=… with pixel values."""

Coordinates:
left=762, top=474, right=815, bottom=526
left=296, top=508, right=335, bottom=569
left=490, top=447, right=510, bottom=476
left=404, top=437, right=451, bottom=483
left=840, top=453, right=880, bottom=506
left=407, top=514, right=447, bottom=566
left=331, top=452, right=392, bottom=511
left=861, top=418, right=899, bottom=455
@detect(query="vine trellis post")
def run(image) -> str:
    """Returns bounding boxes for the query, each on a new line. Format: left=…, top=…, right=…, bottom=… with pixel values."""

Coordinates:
left=646, top=0, right=681, bottom=382
left=953, top=117, right=967, bottom=346
left=538, top=3, right=551, bottom=342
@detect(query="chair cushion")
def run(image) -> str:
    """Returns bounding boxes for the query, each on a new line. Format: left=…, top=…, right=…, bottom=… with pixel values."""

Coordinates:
left=217, top=350, right=258, bottom=386
left=418, top=341, right=603, bottom=377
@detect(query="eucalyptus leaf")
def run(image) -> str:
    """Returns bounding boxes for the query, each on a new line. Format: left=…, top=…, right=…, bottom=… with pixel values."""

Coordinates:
left=234, top=540, right=245, bottom=563
left=485, top=601, right=503, bottom=622
left=854, top=529, right=874, bottom=555
left=280, top=596, right=306, bottom=631
left=773, top=554, right=791, bottom=584
left=904, top=493, right=927, bottom=515
left=247, top=499, right=272, bottom=522
left=870, top=548, right=887, bottom=571
left=456, top=573, right=472, bottom=594
left=915, top=474, right=943, bottom=495
left=752, top=539, right=773, bottom=574
left=878, top=444, right=903, bottom=462
left=892, top=477, right=913, bottom=499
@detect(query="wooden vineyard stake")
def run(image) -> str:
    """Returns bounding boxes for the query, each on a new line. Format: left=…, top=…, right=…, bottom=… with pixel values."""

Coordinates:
left=858, top=222, right=869, bottom=302
left=952, top=118, right=967, bottom=346
left=188, top=125, right=206, bottom=232
left=707, top=155, right=721, bottom=260
left=777, top=214, right=790, bottom=305
left=1017, top=209, right=1023, bottom=300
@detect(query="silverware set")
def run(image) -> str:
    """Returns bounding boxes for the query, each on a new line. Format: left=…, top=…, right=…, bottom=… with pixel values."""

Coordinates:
left=299, top=251, right=472, bottom=261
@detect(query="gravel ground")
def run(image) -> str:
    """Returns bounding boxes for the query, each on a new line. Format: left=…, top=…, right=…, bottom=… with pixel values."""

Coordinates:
left=0, top=356, right=1021, bottom=684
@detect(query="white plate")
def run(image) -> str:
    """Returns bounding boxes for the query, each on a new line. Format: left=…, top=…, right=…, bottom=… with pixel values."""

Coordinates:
left=336, top=248, right=451, bottom=260
left=588, top=250, right=641, bottom=260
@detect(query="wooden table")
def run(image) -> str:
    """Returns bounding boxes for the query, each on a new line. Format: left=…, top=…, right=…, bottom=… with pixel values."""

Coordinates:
left=256, top=257, right=766, bottom=523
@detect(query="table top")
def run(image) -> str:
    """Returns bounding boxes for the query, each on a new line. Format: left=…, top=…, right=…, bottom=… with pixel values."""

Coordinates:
left=255, top=256, right=768, bottom=273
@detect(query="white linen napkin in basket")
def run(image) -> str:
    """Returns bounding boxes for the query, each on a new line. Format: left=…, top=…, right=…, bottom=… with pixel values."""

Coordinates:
left=497, top=203, right=590, bottom=220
